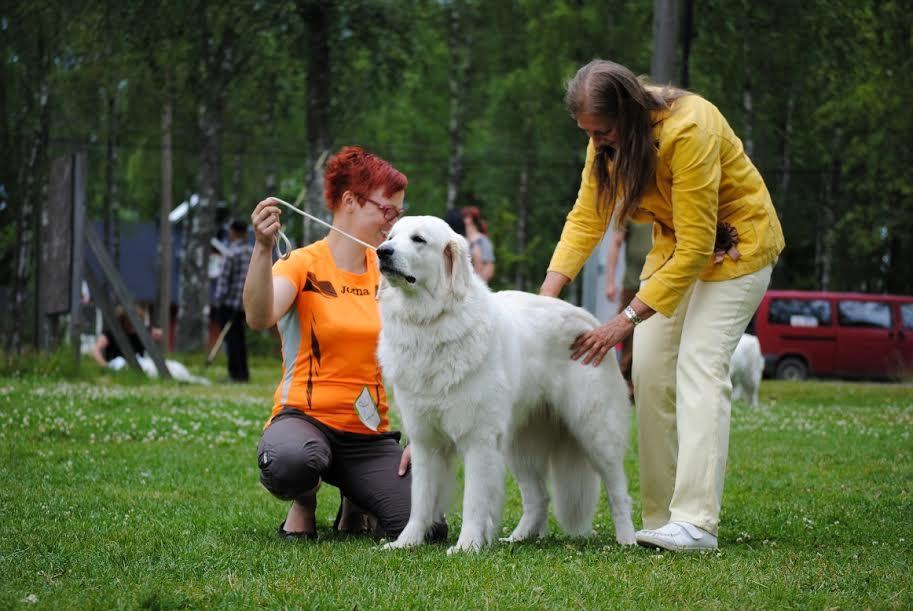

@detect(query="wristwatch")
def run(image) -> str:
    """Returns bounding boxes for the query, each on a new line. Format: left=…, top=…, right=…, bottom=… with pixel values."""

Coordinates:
left=623, top=305, right=644, bottom=326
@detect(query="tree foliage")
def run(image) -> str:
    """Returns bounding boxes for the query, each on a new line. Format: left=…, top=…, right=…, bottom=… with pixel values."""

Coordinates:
left=1, top=0, right=910, bottom=349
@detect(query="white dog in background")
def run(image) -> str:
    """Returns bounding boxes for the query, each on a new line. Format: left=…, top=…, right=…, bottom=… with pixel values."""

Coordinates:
left=108, top=355, right=211, bottom=385
left=730, top=333, right=763, bottom=407
left=375, top=216, right=635, bottom=554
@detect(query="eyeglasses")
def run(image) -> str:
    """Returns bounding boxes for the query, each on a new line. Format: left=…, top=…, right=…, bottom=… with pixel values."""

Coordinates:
left=360, top=195, right=405, bottom=222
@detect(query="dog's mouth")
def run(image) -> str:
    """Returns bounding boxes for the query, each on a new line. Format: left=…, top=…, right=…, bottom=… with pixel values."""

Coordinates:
left=379, top=262, right=416, bottom=284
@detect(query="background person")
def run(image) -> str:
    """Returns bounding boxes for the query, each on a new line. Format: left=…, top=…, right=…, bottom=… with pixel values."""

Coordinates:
left=91, top=305, right=161, bottom=367
left=213, top=219, right=254, bottom=383
left=443, top=208, right=466, bottom=237
left=244, top=146, right=446, bottom=542
left=539, top=59, right=784, bottom=551
left=462, top=206, right=495, bottom=284
left=604, top=221, right=653, bottom=397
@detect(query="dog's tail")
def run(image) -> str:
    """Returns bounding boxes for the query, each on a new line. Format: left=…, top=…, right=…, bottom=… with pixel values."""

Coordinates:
left=548, top=433, right=600, bottom=537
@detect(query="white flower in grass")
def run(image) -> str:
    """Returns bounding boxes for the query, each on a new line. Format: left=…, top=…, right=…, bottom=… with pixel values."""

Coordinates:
left=23, top=594, right=38, bottom=604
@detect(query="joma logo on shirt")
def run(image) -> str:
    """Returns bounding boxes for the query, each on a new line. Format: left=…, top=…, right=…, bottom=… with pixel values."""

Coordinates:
left=341, top=286, right=370, bottom=296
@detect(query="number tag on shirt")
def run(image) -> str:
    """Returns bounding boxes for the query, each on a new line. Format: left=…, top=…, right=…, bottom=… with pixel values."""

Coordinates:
left=354, top=386, right=381, bottom=431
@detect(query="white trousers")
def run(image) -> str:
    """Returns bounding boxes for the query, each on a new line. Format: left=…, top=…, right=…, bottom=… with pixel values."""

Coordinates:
left=632, top=265, right=772, bottom=534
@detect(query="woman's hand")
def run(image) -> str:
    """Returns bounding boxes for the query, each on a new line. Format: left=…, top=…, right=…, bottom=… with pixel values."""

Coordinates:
left=251, top=198, right=282, bottom=248
left=605, top=280, right=618, bottom=302
left=570, top=315, right=634, bottom=366
left=398, top=445, right=412, bottom=476
left=243, top=197, right=296, bottom=330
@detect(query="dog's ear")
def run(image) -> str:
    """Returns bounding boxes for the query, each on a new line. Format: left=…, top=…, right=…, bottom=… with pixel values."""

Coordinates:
left=443, top=237, right=472, bottom=299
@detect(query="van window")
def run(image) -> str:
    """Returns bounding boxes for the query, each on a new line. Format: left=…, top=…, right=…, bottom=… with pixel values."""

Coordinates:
left=837, top=300, right=892, bottom=329
left=768, top=298, right=832, bottom=327
left=901, top=303, right=913, bottom=330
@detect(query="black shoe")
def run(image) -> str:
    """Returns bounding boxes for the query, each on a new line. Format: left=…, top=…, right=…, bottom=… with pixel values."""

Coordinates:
left=277, top=520, right=316, bottom=541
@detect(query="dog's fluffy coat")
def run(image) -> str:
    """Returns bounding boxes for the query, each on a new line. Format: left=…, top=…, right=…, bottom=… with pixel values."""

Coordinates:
left=730, top=333, right=764, bottom=407
left=376, top=216, right=635, bottom=553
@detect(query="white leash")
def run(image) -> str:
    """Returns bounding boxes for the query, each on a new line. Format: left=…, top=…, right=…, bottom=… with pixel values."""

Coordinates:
left=268, top=197, right=377, bottom=259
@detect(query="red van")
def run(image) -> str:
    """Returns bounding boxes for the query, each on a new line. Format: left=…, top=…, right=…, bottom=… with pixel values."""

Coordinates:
left=754, top=290, right=913, bottom=380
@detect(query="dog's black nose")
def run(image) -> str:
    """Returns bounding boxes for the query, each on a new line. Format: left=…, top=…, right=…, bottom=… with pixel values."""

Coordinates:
left=376, top=245, right=394, bottom=260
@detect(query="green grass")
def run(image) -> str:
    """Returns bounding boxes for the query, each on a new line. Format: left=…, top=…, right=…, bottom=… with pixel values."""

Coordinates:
left=1, top=357, right=911, bottom=608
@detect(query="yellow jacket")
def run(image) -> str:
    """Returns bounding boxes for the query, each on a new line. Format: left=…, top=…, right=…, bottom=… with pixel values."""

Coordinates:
left=548, top=94, right=785, bottom=317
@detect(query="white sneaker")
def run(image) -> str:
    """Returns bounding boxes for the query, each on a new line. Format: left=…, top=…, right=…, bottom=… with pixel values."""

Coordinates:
left=635, top=521, right=718, bottom=551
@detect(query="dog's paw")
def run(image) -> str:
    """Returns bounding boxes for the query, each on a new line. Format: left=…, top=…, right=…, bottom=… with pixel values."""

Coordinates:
left=446, top=539, right=484, bottom=555
left=613, top=515, right=637, bottom=546
left=380, top=537, right=421, bottom=551
left=500, top=522, right=548, bottom=543
left=499, top=531, right=543, bottom=544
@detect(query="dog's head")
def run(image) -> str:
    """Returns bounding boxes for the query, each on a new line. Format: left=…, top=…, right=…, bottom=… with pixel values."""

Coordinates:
left=376, top=215, right=474, bottom=300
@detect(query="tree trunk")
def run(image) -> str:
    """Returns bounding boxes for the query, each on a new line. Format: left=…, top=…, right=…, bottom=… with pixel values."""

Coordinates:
left=815, top=202, right=835, bottom=292
left=777, top=92, right=794, bottom=203
left=158, top=82, right=174, bottom=352
left=740, top=25, right=754, bottom=159
left=816, top=137, right=840, bottom=291
left=264, top=157, right=277, bottom=195
left=679, top=0, right=694, bottom=88
left=514, top=160, right=529, bottom=291
left=263, top=91, right=277, bottom=201
left=177, top=101, right=224, bottom=351
left=886, top=235, right=903, bottom=294
left=178, top=14, right=242, bottom=351
left=300, top=1, right=333, bottom=245
left=230, top=147, right=243, bottom=212
left=8, top=76, right=49, bottom=353
left=742, top=73, right=754, bottom=159
left=104, top=89, right=120, bottom=264
left=445, top=0, right=470, bottom=211
left=651, top=0, right=679, bottom=84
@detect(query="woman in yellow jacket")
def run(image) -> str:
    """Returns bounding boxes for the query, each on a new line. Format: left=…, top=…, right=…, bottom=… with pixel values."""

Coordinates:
left=540, top=59, right=784, bottom=551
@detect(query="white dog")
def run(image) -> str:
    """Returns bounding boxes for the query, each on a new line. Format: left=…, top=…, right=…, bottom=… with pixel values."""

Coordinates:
left=375, top=216, right=635, bottom=554
left=730, top=333, right=763, bottom=407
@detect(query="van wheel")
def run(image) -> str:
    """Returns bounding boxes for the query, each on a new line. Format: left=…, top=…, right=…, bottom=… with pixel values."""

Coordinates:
left=775, top=357, right=808, bottom=381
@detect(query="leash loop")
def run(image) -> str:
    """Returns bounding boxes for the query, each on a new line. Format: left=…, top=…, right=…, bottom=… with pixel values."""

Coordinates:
left=267, top=196, right=378, bottom=260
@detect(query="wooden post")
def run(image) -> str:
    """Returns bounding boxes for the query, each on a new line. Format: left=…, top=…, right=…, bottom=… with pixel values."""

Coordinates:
left=69, top=153, right=87, bottom=370
left=42, top=154, right=83, bottom=351
left=84, top=223, right=172, bottom=379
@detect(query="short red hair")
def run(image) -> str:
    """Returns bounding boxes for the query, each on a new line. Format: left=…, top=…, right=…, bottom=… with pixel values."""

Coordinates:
left=323, top=146, right=408, bottom=211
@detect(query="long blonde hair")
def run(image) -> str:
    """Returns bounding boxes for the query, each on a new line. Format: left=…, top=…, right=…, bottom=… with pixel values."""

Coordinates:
left=565, top=59, right=689, bottom=228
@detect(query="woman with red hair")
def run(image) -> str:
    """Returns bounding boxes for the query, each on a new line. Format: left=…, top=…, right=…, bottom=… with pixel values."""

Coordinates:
left=243, top=146, right=446, bottom=542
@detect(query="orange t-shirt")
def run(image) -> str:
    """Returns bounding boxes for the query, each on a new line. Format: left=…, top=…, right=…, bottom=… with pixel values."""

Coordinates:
left=268, top=239, right=389, bottom=434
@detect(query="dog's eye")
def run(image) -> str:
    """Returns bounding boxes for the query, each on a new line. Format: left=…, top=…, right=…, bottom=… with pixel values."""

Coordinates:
left=411, top=235, right=426, bottom=244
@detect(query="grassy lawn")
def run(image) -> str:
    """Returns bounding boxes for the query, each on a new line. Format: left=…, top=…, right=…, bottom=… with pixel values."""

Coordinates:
left=1, top=356, right=911, bottom=608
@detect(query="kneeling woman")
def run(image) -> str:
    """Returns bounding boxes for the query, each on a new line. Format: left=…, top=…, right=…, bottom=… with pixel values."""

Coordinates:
left=244, top=146, right=446, bottom=541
